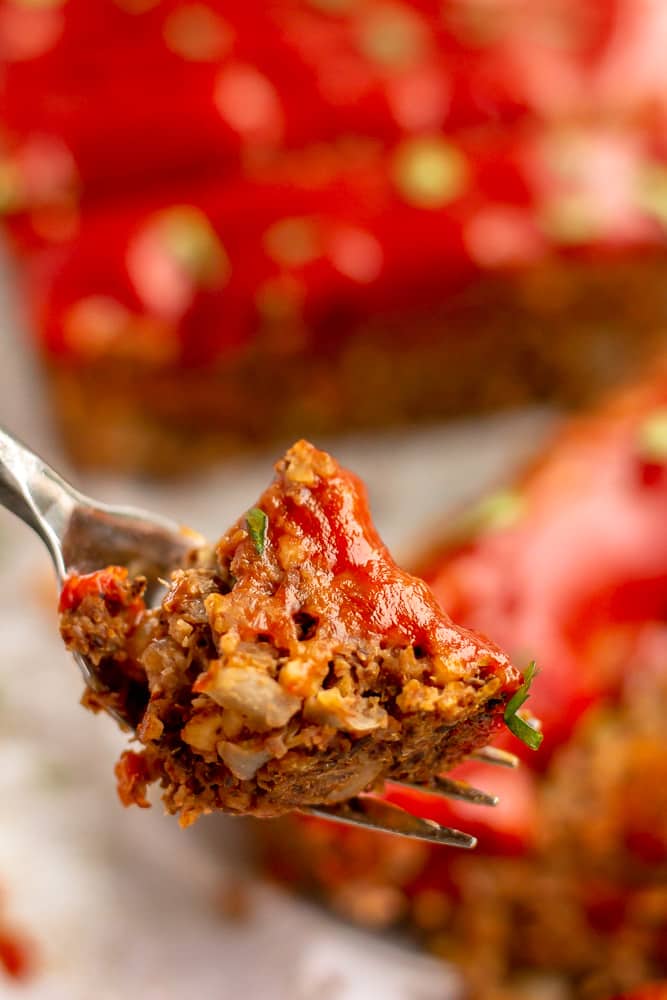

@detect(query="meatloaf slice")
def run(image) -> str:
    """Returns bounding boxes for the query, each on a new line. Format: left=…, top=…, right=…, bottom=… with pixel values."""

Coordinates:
left=59, top=440, right=524, bottom=825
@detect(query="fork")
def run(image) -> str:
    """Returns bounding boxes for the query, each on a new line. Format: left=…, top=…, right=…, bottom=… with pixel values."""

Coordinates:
left=0, top=426, right=518, bottom=849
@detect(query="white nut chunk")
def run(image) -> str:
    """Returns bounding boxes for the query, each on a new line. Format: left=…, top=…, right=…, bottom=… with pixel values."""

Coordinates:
left=197, top=665, right=301, bottom=730
left=322, top=759, right=384, bottom=804
left=181, top=709, right=225, bottom=753
left=303, top=687, right=388, bottom=733
left=218, top=742, right=272, bottom=781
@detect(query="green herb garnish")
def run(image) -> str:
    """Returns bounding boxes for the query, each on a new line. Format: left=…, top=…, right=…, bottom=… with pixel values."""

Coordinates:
left=246, top=507, right=268, bottom=555
left=504, top=661, right=543, bottom=750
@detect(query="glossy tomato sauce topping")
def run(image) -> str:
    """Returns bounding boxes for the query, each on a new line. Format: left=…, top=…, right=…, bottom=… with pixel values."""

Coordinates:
left=216, top=439, right=521, bottom=696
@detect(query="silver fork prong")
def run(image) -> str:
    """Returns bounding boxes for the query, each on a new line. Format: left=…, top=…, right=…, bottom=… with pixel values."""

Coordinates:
left=393, top=775, right=498, bottom=807
left=303, top=797, right=477, bottom=848
left=0, top=426, right=201, bottom=728
left=0, top=426, right=198, bottom=584
left=62, top=505, right=201, bottom=581
left=470, top=745, right=520, bottom=768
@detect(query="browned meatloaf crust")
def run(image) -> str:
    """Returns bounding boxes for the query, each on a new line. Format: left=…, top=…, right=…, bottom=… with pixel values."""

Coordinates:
left=47, top=257, right=667, bottom=474
left=59, top=440, right=522, bottom=825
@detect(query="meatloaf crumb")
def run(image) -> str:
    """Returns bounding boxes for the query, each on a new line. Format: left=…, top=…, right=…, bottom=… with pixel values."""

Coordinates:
left=59, top=440, right=522, bottom=825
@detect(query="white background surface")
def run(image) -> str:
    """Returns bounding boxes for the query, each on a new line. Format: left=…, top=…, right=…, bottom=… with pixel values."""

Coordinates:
left=0, top=247, right=556, bottom=999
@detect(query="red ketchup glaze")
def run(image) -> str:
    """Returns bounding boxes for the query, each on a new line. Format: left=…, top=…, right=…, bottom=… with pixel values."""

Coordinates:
left=217, top=441, right=520, bottom=697
left=3, top=0, right=667, bottom=210
left=282, top=462, right=511, bottom=666
left=2, top=0, right=667, bottom=369
left=59, top=566, right=145, bottom=625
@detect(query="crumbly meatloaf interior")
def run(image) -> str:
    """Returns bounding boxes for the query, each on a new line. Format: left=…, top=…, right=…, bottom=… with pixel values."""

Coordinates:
left=47, top=257, right=667, bottom=473
left=59, top=440, right=520, bottom=825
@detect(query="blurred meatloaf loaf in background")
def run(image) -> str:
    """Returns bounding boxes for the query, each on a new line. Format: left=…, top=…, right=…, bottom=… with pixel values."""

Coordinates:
left=3, top=2, right=667, bottom=470
left=259, top=363, right=667, bottom=1000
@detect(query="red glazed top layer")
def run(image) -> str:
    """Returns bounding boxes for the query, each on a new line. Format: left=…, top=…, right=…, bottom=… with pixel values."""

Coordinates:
left=212, top=439, right=520, bottom=689
left=2, top=2, right=667, bottom=362
left=3, top=0, right=667, bottom=202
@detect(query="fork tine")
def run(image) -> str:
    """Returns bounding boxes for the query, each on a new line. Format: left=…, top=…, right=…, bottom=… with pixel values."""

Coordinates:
left=393, top=776, right=498, bottom=807
left=470, top=745, right=520, bottom=768
left=303, top=797, right=477, bottom=848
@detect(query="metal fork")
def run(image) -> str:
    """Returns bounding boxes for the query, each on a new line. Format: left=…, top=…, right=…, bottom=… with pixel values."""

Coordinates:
left=0, top=427, right=518, bottom=849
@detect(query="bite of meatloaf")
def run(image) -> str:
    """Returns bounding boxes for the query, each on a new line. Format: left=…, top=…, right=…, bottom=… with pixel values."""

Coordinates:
left=59, top=440, right=524, bottom=826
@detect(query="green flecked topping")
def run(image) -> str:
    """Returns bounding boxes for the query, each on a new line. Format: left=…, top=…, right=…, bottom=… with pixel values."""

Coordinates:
left=246, top=507, right=268, bottom=556
left=452, top=489, right=526, bottom=544
left=637, top=408, right=667, bottom=464
left=539, top=194, right=598, bottom=245
left=637, top=163, right=667, bottom=227
left=504, top=661, right=543, bottom=750
left=475, top=490, right=526, bottom=532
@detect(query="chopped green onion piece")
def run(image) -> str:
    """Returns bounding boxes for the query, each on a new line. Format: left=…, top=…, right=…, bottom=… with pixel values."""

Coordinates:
left=504, top=661, right=543, bottom=750
left=246, top=507, right=268, bottom=556
left=505, top=712, right=543, bottom=751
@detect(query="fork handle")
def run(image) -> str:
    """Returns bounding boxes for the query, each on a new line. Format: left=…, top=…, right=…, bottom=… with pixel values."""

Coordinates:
left=0, top=426, right=77, bottom=576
